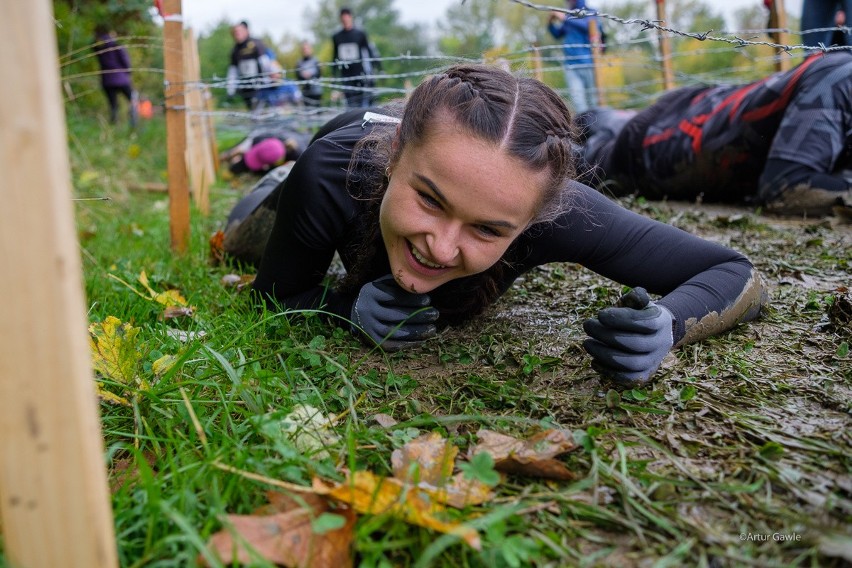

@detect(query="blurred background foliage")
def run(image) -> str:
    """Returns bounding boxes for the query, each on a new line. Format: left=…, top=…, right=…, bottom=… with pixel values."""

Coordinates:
left=55, top=0, right=800, bottom=114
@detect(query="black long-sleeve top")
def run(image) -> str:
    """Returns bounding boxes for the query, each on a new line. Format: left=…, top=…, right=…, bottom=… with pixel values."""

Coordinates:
left=253, top=112, right=765, bottom=345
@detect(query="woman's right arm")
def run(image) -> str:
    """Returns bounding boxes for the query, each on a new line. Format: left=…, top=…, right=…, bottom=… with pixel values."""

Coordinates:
left=252, top=136, right=359, bottom=320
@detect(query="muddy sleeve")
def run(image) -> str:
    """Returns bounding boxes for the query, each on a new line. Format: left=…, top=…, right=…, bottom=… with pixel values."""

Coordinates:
left=251, top=136, right=358, bottom=321
left=524, top=184, right=766, bottom=345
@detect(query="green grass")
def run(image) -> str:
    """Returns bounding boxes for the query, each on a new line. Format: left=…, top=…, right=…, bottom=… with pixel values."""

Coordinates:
left=3, top=109, right=849, bottom=567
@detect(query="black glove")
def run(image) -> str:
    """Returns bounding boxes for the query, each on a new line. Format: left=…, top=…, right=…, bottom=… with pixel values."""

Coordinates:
left=351, top=275, right=439, bottom=351
left=582, top=287, right=674, bottom=386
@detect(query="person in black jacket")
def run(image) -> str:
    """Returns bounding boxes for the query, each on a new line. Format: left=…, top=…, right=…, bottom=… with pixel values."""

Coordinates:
left=226, top=21, right=273, bottom=110
left=331, top=7, right=378, bottom=108
left=575, top=52, right=852, bottom=216
left=223, top=64, right=766, bottom=386
left=296, top=40, right=323, bottom=107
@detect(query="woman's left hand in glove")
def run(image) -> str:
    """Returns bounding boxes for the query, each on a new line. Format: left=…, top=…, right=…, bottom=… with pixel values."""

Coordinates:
left=582, top=287, right=674, bottom=385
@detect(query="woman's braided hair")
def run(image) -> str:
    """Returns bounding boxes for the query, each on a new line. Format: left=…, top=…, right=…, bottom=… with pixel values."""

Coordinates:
left=341, top=63, right=579, bottom=324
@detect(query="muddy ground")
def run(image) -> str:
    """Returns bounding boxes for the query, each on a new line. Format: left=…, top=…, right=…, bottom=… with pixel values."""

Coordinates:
left=374, top=199, right=851, bottom=565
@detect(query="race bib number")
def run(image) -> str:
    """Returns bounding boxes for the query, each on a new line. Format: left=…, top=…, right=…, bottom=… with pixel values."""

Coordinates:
left=338, top=42, right=359, bottom=61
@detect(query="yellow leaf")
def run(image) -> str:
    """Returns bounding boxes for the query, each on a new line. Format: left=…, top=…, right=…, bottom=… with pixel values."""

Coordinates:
left=314, top=471, right=481, bottom=550
left=88, top=316, right=142, bottom=386
left=137, top=270, right=188, bottom=307
left=153, top=289, right=188, bottom=307
left=152, top=354, right=176, bottom=377
left=95, top=383, right=130, bottom=406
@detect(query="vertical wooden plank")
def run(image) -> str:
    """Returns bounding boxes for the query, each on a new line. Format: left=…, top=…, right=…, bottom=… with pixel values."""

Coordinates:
left=0, top=1, right=118, bottom=567
left=588, top=19, right=605, bottom=107
left=205, top=86, right=220, bottom=176
left=184, top=28, right=211, bottom=215
left=655, top=0, right=675, bottom=91
left=531, top=43, right=544, bottom=82
left=768, top=0, right=791, bottom=71
left=163, top=0, right=190, bottom=252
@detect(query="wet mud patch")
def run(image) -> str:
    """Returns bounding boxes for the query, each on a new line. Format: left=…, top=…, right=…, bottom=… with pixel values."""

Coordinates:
left=367, top=199, right=851, bottom=565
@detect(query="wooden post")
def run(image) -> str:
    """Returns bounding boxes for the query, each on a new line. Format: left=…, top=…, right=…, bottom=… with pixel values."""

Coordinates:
left=655, top=0, right=675, bottom=91
left=588, top=19, right=605, bottom=106
left=0, top=1, right=118, bottom=567
left=531, top=43, right=544, bottom=82
left=205, top=86, right=220, bottom=176
left=183, top=28, right=212, bottom=216
left=768, top=0, right=791, bottom=71
left=163, top=0, right=190, bottom=252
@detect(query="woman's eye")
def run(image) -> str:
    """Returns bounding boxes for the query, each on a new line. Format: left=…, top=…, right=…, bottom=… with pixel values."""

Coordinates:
left=476, top=225, right=500, bottom=238
left=417, top=191, right=441, bottom=209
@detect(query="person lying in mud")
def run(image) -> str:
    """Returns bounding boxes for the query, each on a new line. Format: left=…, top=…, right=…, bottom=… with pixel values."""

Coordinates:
left=223, top=63, right=766, bottom=386
left=219, top=128, right=310, bottom=175
left=575, top=51, right=852, bottom=217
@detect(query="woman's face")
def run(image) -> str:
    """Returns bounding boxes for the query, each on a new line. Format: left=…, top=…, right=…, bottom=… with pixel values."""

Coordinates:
left=379, top=119, right=547, bottom=294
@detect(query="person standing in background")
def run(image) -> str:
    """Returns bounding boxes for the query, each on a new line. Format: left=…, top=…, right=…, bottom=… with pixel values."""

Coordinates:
left=296, top=41, right=324, bottom=107
left=226, top=21, right=273, bottom=110
left=331, top=7, right=378, bottom=108
left=93, top=24, right=137, bottom=127
left=800, top=0, right=852, bottom=47
left=547, top=0, right=600, bottom=113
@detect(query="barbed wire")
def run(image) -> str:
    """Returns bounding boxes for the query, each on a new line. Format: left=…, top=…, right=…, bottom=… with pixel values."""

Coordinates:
left=61, top=5, right=851, bottom=128
left=509, top=0, right=851, bottom=54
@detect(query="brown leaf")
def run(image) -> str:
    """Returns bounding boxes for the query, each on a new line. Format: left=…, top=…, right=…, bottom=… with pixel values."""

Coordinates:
left=221, top=273, right=256, bottom=289
left=371, top=413, right=398, bottom=428
left=204, top=499, right=355, bottom=567
left=470, top=429, right=578, bottom=481
left=391, top=432, right=457, bottom=486
left=391, top=432, right=494, bottom=508
left=162, top=306, right=194, bottom=319
left=109, top=451, right=158, bottom=493
left=209, top=230, right=225, bottom=265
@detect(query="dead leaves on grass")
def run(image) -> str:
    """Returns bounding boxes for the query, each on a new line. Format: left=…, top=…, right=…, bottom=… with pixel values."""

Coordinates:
left=205, top=427, right=579, bottom=565
left=107, top=270, right=193, bottom=320
left=471, top=428, right=578, bottom=481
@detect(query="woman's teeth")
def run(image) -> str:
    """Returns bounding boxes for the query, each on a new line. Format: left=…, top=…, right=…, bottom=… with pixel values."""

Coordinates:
left=410, top=244, right=446, bottom=268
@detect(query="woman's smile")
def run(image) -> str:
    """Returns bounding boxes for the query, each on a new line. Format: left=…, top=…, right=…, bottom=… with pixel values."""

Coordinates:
left=379, top=118, right=546, bottom=294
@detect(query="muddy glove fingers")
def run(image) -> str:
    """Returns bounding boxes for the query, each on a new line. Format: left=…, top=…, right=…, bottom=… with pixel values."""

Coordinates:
left=351, top=275, right=439, bottom=350
left=583, top=314, right=668, bottom=353
left=582, top=287, right=673, bottom=385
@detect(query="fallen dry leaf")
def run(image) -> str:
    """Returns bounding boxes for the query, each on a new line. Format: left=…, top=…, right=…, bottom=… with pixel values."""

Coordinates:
left=371, top=413, right=398, bottom=428
left=89, top=316, right=146, bottom=405
left=162, top=306, right=194, bottom=319
left=109, top=451, right=158, bottom=493
left=391, top=432, right=494, bottom=508
left=204, top=499, right=355, bottom=568
left=392, top=432, right=457, bottom=486
left=209, top=230, right=225, bottom=265
left=314, top=471, right=481, bottom=549
left=470, top=429, right=578, bottom=481
left=221, top=273, right=256, bottom=289
left=138, top=270, right=188, bottom=307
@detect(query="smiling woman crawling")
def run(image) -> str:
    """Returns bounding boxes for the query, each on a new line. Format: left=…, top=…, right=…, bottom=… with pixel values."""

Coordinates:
left=222, top=63, right=766, bottom=387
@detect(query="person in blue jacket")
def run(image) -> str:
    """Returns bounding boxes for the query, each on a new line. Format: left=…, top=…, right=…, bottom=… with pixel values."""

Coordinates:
left=547, top=0, right=600, bottom=113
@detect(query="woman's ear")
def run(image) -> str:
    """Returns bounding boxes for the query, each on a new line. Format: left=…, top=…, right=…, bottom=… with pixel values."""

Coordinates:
left=391, top=123, right=401, bottom=155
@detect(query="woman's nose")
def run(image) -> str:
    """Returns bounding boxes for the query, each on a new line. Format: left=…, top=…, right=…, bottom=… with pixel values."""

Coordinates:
left=427, top=222, right=461, bottom=265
